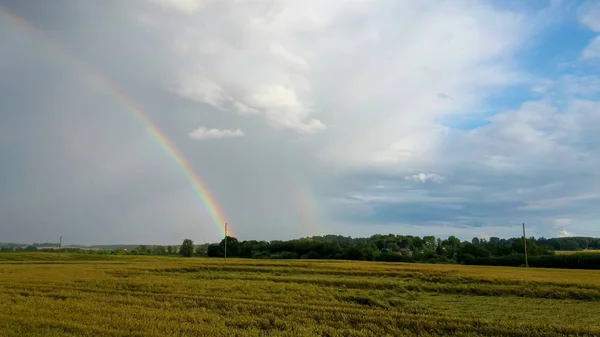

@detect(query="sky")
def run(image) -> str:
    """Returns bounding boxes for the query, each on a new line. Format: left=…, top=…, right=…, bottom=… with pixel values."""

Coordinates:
left=1, top=0, right=599, bottom=245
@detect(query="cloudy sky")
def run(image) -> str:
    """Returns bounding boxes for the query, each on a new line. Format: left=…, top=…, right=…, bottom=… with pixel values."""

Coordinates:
left=1, top=0, right=599, bottom=245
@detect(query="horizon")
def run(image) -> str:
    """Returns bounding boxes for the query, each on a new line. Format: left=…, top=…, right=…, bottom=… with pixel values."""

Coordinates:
left=3, top=232, right=599, bottom=248
left=2, top=0, right=600, bottom=245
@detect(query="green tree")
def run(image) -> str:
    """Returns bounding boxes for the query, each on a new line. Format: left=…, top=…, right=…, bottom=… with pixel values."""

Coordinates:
left=180, top=239, right=195, bottom=257
left=457, top=243, right=491, bottom=263
left=560, top=239, right=582, bottom=251
left=132, top=245, right=150, bottom=255
left=343, top=245, right=365, bottom=260
left=195, top=244, right=208, bottom=257
left=447, top=236, right=461, bottom=248
left=219, top=236, right=240, bottom=257
left=423, top=236, right=436, bottom=250
left=112, top=248, right=126, bottom=255
left=207, top=244, right=221, bottom=257
left=152, top=246, right=167, bottom=255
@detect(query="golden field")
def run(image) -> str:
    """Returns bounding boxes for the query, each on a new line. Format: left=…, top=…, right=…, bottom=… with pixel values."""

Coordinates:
left=1, top=253, right=600, bottom=336
left=555, top=250, right=600, bottom=255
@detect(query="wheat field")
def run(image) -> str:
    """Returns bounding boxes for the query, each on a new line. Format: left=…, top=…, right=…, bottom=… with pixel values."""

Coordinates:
left=1, top=253, right=600, bottom=336
left=555, top=250, right=600, bottom=255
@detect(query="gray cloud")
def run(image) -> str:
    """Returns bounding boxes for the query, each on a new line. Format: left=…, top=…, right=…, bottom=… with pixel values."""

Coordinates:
left=1, top=0, right=599, bottom=244
left=327, top=99, right=600, bottom=239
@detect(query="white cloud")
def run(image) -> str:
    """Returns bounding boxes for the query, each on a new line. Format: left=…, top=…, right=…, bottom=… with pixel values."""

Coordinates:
left=580, top=2, right=600, bottom=32
left=188, top=127, right=244, bottom=140
left=134, top=1, right=599, bottom=239
left=561, top=74, right=600, bottom=96
left=559, top=229, right=572, bottom=237
left=580, top=2, right=600, bottom=59
left=582, top=36, right=600, bottom=59
left=143, top=0, right=534, bottom=156
left=176, top=75, right=227, bottom=108
left=554, top=219, right=574, bottom=238
left=531, top=75, right=600, bottom=97
left=247, top=84, right=326, bottom=133
left=404, top=173, right=445, bottom=183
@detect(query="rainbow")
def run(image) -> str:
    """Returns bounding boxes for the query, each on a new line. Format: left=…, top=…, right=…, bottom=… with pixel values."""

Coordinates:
left=285, top=175, right=321, bottom=237
left=0, top=7, right=230, bottom=237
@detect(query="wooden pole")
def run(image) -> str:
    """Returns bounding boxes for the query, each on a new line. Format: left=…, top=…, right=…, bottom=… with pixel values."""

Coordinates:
left=59, top=236, right=63, bottom=261
left=522, top=223, right=528, bottom=267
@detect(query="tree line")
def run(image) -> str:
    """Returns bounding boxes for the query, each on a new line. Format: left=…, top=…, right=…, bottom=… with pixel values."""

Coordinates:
left=4, top=234, right=600, bottom=269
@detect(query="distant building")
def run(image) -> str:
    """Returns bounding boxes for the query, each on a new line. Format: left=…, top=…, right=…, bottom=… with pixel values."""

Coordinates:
left=380, top=247, right=412, bottom=256
left=398, top=248, right=412, bottom=256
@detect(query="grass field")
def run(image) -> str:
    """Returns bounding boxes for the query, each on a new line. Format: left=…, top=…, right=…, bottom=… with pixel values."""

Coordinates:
left=2, top=254, right=600, bottom=336
left=555, top=250, right=600, bottom=255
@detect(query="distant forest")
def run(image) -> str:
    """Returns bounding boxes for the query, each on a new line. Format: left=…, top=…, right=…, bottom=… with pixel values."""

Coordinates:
left=3, top=234, right=600, bottom=269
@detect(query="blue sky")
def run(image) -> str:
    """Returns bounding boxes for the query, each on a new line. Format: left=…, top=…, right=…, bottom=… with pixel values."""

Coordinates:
left=1, top=0, right=600, bottom=244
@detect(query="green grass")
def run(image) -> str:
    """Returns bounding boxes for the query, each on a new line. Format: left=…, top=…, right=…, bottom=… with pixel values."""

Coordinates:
left=2, top=254, right=600, bottom=336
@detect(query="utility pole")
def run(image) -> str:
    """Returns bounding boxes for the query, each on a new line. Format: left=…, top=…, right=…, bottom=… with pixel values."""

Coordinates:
left=522, top=223, right=528, bottom=267
left=224, top=223, right=228, bottom=259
